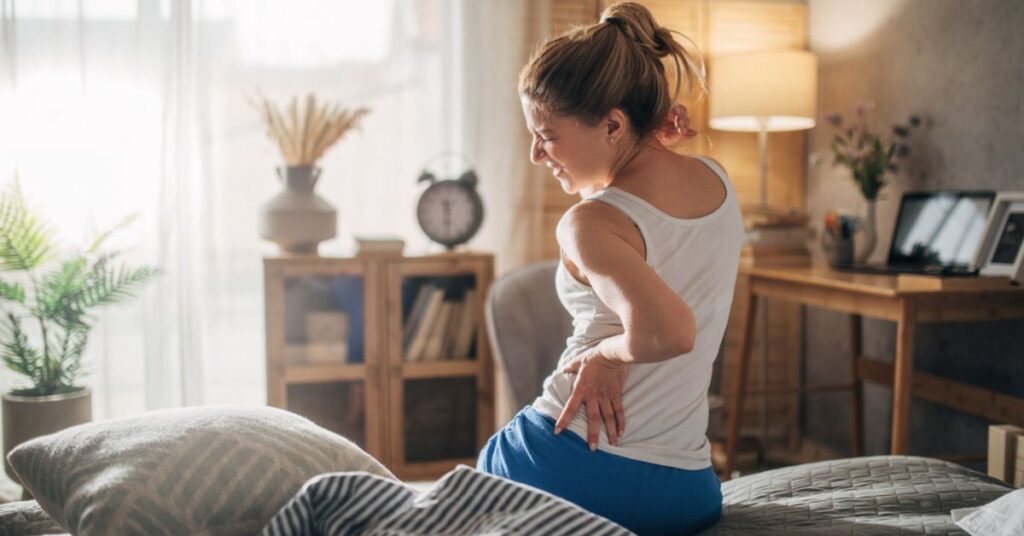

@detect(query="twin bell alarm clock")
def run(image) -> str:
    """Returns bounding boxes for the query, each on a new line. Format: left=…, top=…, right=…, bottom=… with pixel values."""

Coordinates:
left=415, top=152, right=484, bottom=250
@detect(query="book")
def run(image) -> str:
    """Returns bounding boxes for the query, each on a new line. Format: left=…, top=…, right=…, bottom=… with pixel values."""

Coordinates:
left=452, top=289, right=478, bottom=359
left=406, top=288, right=445, bottom=362
left=440, top=300, right=464, bottom=359
left=745, top=226, right=814, bottom=246
left=402, top=284, right=434, bottom=350
left=742, top=243, right=810, bottom=257
left=423, top=301, right=455, bottom=361
left=740, top=243, right=811, bottom=268
left=355, top=235, right=405, bottom=257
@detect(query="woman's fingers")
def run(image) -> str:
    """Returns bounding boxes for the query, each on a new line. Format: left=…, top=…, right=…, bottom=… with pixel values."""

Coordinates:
left=586, top=400, right=601, bottom=451
left=599, top=398, right=617, bottom=446
left=561, top=358, right=581, bottom=374
left=554, top=388, right=583, bottom=435
left=612, top=396, right=626, bottom=436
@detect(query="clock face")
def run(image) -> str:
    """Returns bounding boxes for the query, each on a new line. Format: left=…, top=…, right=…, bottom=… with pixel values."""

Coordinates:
left=416, top=180, right=483, bottom=248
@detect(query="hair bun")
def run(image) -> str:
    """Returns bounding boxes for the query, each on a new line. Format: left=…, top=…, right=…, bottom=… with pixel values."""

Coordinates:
left=600, top=3, right=671, bottom=58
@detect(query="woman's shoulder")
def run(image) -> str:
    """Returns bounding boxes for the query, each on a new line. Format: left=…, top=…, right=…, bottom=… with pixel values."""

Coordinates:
left=689, top=154, right=726, bottom=173
left=557, top=200, right=634, bottom=242
left=556, top=200, right=646, bottom=260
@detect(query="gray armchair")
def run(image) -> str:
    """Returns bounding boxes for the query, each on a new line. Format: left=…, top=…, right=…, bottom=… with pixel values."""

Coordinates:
left=484, top=261, right=573, bottom=423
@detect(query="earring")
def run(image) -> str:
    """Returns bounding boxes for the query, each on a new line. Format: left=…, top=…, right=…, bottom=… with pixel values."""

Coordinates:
left=608, top=137, right=615, bottom=144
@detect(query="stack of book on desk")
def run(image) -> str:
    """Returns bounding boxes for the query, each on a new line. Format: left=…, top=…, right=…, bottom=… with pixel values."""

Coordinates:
left=403, top=284, right=477, bottom=362
left=742, top=225, right=813, bottom=267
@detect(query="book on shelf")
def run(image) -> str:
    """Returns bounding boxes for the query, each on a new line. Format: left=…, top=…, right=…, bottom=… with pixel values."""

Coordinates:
left=451, top=289, right=477, bottom=360
left=403, top=284, right=434, bottom=350
left=406, top=287, right=445, bottom=362
left=422, top=301, right=455, bottom=361
left=440, top=300, right=464, bottom=359
left=355, top=235, right=405, bottom=257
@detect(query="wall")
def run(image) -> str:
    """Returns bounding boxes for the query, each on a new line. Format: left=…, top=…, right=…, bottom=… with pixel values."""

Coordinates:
left=805, top=0, right=1024, bottom=460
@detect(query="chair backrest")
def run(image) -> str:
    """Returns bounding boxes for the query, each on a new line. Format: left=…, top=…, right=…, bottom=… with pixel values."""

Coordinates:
left=484, top=261, right=573, bottom=410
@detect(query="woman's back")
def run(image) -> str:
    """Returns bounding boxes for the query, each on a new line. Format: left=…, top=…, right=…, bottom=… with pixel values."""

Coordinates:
left=531, top=156, right=744, bottom=470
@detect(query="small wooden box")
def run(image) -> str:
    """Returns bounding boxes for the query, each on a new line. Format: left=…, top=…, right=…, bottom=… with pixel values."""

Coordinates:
left=306, top=311, right=349, bottom=343
left=987, top=424, right=1024, bottom=483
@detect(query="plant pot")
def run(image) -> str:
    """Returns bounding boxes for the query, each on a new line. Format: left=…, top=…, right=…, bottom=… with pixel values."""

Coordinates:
left=258, top=165, right=337, bottom=255
left=2, top=388, right=92, bottom=485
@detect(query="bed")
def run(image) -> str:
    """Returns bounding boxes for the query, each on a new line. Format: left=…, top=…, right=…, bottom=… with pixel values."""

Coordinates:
left=1, top=261, right=1015, bottom=534
left=0, top=446, right=1011, bottom=534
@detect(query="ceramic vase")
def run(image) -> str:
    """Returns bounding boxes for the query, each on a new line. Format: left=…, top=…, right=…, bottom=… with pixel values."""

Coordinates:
left=259, top=166, right=337, bottom=255
left=855, top=198, right=878, bottom=264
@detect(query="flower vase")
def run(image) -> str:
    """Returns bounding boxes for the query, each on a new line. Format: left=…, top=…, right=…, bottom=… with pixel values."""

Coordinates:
left=855, top=198, right=878, bottom=264
left=258, top=166, right=337, bottom=255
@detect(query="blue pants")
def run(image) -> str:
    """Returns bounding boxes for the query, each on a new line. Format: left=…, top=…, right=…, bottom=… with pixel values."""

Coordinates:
left=477, top=407, right=722, bottom=536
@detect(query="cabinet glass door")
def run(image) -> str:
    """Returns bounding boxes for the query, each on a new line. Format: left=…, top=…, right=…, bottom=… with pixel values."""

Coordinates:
left=385, top=257, right=493, bottom=479
left=283, top=275, right=365, bottom=365
left=287, top=380, right=368, bottom=448
left=266, top=257, right=383, bottom=460
left=403, top=377, right=478, bottom=463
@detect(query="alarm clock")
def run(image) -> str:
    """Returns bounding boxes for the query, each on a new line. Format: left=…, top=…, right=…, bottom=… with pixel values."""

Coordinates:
left=415, top=153, right=485, bottom=250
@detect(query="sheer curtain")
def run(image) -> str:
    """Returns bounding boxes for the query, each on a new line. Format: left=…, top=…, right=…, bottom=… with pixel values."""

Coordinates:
left=0, top=0, right=544, bottom=418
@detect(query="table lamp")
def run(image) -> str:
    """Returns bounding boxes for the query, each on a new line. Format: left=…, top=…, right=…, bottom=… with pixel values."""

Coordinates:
left=709, top=50, right=817, bottom=222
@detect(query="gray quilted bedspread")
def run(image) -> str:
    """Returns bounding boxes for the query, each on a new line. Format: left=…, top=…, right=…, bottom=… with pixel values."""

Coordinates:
left=700, top=455, right=1012, bottom=535
left=0, top=500, right=67, bottom=535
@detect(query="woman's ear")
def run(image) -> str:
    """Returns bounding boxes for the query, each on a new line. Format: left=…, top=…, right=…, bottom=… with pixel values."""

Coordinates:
left=604, top=108, right=629, bottom=140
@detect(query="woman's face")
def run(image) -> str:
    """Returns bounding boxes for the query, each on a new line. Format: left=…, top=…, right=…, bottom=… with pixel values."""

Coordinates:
left=521, top=98, right=616, bottom=196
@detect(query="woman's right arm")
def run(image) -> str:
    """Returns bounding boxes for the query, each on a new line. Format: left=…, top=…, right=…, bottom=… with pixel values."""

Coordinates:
left=558, top=201, right=696, bottom=365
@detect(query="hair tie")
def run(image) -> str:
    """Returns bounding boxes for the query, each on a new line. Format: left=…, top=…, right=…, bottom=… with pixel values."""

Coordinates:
left=602, top=16, right=625, bottom=28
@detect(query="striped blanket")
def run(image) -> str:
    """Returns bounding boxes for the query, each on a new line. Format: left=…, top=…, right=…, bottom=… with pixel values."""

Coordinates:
left=261, top=465, right=632, bottom=535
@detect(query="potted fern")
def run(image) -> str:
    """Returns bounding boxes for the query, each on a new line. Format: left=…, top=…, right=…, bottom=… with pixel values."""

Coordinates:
left=0, top=179, right=158, bottom=484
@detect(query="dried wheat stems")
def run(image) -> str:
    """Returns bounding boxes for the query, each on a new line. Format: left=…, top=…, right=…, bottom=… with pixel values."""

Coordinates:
left=252, top=93, right=370, bottom=166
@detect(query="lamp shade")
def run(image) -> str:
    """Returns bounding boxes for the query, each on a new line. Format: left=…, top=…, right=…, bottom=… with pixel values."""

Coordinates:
left=709, top=50, right=817, bottom=132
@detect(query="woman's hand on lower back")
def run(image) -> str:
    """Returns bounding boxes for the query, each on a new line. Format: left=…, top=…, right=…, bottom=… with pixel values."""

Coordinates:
left=554, top=349, right=628, bottom=450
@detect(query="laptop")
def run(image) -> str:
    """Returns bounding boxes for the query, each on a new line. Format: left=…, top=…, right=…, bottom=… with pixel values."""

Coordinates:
left=833, top=190, right=996, bottom=276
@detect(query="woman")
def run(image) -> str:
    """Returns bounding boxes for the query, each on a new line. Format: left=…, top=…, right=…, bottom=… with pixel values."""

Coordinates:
left=476, top=3, right=744, bottom=535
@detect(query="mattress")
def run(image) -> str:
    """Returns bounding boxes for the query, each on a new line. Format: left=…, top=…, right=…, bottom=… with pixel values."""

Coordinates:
left=700, top=455, right=1012, bottom=535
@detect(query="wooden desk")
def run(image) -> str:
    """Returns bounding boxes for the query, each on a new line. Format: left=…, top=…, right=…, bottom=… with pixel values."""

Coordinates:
left=723, top=265, right=1024, bottom=479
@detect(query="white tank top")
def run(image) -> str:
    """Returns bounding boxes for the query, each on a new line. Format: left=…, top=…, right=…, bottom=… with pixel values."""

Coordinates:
left=532, top=156, right=744, bottom=470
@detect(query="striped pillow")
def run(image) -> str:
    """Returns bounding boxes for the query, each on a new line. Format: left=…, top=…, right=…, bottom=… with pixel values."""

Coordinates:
left=7, top=406, right=395, bottom=535
left=263, top=465, right=632, bottom=535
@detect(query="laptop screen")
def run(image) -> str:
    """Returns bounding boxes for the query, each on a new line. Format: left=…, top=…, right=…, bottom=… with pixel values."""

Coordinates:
left=888, top=191, right=995, bottom=267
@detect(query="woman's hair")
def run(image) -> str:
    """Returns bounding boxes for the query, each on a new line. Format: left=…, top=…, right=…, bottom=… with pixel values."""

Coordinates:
left=519, top=2, right=705, bottom=138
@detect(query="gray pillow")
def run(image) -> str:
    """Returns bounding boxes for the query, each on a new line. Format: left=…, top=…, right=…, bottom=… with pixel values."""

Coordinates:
left=7, top=405, right=395, bottom=535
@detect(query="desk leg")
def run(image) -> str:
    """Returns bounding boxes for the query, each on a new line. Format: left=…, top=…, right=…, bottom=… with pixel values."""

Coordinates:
left=725, top=289, right=758, bottom=480
left=891, top=303, right=916, bottom=454
left=849, top=315, right=864, bottom=457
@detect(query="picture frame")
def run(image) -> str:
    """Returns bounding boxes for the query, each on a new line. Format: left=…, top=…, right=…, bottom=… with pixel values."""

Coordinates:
left=973, top=191, right=1024, bottom=284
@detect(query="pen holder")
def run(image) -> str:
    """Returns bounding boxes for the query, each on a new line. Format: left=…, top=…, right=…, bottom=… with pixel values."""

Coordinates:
left=822, top=233, right=854, bottom=267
